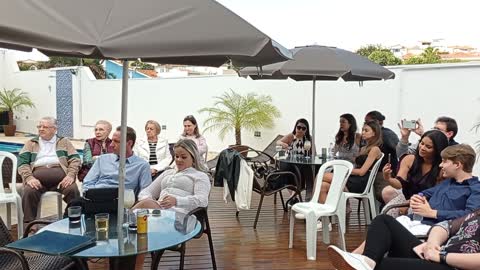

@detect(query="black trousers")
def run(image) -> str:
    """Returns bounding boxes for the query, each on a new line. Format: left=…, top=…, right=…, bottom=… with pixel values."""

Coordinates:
left=364, top=215, right=454, bottom=270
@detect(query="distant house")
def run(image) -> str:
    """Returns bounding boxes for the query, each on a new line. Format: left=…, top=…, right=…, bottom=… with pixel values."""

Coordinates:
left=104, top=60, right=151, bottom=79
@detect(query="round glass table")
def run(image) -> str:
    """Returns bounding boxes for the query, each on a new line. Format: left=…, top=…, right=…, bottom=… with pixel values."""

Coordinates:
left=39, top=209, right=201, bottom=270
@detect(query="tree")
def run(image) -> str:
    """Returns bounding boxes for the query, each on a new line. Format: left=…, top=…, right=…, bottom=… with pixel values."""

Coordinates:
left=421, top=47, right=441, bottom=63
left=368, top=50, right=403, bottom=66
left=36, top=57, right=108, bottom=79
left=356, top=44, right=389, bottom=58
left=0, top=88, right=35, bottom=135
left=199, top=90, right=281, bottom=145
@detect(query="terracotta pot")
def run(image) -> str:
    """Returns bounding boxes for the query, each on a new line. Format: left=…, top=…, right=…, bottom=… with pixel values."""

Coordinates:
left=3, top=124, right=16, bottom=136
left=229, top=144, right=249, bottom=157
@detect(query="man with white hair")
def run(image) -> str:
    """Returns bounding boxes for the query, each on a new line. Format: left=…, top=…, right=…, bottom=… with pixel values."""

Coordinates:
left=18, top=116, right=81, bottom=224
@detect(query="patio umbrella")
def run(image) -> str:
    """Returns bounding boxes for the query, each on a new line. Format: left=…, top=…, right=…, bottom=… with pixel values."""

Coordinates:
left=239, top=45, right=395, bottom=147
left=0, top=0, right=291, bottom=238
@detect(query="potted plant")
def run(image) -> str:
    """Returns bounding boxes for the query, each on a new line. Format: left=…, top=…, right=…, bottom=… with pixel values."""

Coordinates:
left=199, top=89, right=281, bottom=154
left=0, top=88, right=35, bottom=136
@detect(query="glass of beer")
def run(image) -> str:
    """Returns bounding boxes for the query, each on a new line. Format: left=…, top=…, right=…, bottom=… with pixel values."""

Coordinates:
left=95, top=213, right=109, bottom=232
left=67, top=206, right=82, bottom=223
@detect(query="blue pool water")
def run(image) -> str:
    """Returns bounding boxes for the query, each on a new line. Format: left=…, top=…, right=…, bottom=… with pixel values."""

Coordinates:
left=0, top=141, right=83, bottom=159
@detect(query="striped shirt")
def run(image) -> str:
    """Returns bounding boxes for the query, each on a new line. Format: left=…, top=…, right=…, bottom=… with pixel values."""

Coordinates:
left=148, top=142, right=157, bottom=165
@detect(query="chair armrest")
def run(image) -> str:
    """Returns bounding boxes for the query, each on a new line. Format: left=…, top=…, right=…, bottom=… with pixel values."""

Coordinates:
left=23, top=220, right=54, bottom=238
left=0, top=247, right=30, bottom=270
left=381, top=202, right=410, bottom=215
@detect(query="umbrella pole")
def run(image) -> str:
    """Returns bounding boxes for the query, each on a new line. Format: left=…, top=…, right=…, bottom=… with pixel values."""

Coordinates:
left=117, top=60, right=129, bottom=250
left=312, top=77, right=316, bottom=151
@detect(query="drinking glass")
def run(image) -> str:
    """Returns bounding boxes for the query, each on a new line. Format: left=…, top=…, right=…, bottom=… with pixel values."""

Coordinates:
left=304, top=140, right=312, bottom=158
left=95, top=213, right=109, bottom=232
left=67, top=206, right=82, bottom=223
left=124, top=189, right=136, bottom=227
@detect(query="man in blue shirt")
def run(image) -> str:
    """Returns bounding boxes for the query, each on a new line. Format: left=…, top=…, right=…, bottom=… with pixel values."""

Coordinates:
left=410, top=143, right=480, bottom=225
left=82, top=126, right=151, bottom=194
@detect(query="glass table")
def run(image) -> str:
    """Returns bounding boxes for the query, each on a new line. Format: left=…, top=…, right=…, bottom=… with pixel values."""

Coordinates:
left=277, top=155, right=329, bottom=200
left=38, top=209, right=201, bottom=270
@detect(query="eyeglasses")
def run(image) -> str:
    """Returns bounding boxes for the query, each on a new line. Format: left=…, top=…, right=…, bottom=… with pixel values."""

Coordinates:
left=296, top=125, right=307, bottom=131
left=36, top=125, right=55, bottom=129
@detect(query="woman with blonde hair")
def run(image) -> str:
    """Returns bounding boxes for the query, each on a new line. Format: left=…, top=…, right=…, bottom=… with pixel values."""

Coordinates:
left=134, top=120, right=171, bottom=177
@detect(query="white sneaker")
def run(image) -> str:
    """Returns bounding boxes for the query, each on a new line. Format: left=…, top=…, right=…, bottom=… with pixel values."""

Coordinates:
left=317, top=221, right=332, bottom=231
left=327, top=245, right=373, bottom=270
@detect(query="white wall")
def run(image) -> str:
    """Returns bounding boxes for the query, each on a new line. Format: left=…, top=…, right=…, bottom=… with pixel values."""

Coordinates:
left=2, top=53, right=480, bottom=174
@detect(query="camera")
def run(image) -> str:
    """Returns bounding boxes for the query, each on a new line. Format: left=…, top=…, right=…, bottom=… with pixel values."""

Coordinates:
left=402, top=119, right=416, bottom=129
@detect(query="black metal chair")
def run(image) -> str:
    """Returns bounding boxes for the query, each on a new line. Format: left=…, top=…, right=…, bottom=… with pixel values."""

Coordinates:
left=241, top=148, right=302, bottom=229
left=0, top=217, right=78, bottom=270
left=150, top=207, right=216, bottom=270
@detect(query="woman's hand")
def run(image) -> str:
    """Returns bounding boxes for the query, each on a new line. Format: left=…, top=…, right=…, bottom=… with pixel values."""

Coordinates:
left=158, top=195, right=177, bottom=209
left=280, top=142, right=289, bottom=149
left=151, top=168, right=158, bottom=176
left=382, top=163, right=392, bottom=181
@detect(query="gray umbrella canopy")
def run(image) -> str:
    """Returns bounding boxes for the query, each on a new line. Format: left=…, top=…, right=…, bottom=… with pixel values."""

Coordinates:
left=0, top=0, right=291, bottom=67
left=239, top=45, right=395, bottom=146
left=0, top=0, right=291, bottom=241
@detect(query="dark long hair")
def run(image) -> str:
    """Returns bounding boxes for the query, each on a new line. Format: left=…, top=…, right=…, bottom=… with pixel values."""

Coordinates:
left=292, top=118, right=312, bottom=141
left=182, top=115, right=201, bottom=138
left=409, top=130, right=449, bottom=186
left=360, top=121, right=383, bottom=155
left=335, top=113, right=357, bottom=150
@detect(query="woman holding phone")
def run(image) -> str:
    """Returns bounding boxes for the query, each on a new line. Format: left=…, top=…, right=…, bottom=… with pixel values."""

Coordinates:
left=381, top=130, right=449, bottom=216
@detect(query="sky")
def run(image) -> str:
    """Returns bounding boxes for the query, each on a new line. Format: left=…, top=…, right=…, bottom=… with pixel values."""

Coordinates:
left=217, top=0, right=480, bottom=51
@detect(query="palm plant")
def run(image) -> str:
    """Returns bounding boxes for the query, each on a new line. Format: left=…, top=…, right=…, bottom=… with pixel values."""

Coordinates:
left=199, top=90, right=281, bottom=145
left=0, top=88, right=35, bottom=134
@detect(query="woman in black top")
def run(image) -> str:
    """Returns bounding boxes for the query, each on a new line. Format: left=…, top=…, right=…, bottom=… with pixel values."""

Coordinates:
left=328, top=210, right=480, bottom=270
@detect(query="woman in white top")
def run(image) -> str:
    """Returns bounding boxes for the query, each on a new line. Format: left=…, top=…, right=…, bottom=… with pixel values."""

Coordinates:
left=136, top=139, right=211, bottom=213
left=133, top=120, right=171, bottom=177
left=179, top=115, right=208, bottom=164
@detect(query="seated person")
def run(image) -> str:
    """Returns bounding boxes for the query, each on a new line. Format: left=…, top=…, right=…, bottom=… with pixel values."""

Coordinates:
left=381, top=130, right=449, bottom=217
left=328, top=211, right=480, bottom=270
left=82, top=126, right=152, bottom=193
left=77, top=120, right=114, bottom=181
left=353, top=143, right=480, bottom=254
left=179, top=115, right=208, bottom=165
left=135, top=139, right=211, bottom=213
left=396, top=116, right=459, bottom=158
left=276, top=118, right=315, bottom=204
left=19, top=116, right=81, bottom=224
left=133, top=139, right=211, bottom=270
left=134, top=120, right=171, bottom=178
left=333, top=113, right=361, bottom=163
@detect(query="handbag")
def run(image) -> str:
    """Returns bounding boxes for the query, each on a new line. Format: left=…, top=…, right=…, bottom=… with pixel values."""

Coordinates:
left=83, top=187, right=119, bottom=215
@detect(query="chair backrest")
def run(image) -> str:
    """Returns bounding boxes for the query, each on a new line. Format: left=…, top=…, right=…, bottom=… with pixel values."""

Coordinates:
left=0, top=216, right=14, bottom=246
left=263, top=134, right=283, bottom=156
left=358, top=153, right=384, bottom=195
left=0, top=151, right=17, bottom=195
left=310, top=160, right=353, bottom=205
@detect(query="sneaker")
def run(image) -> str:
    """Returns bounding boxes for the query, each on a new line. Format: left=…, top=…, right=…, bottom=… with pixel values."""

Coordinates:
left=317, top=221, right=332, bottom=231
left=327, top=245, right=373, bottom=270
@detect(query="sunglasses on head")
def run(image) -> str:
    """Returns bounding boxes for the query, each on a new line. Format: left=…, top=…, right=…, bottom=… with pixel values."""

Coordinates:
left=296, top=125, right=307, bottom=131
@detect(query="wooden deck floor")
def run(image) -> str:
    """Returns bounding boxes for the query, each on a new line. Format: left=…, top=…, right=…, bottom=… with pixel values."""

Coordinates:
left=10, top=187, right=369, bottom=270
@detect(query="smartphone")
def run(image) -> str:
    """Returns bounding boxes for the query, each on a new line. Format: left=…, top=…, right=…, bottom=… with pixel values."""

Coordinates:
left=387, top=153, right=391, bottom=164
left=402, top=119, right=416, bottom=129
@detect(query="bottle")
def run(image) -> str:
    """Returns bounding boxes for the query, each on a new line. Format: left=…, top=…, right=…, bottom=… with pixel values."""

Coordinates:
left=412, top=192, right=424, bottom=222
left=328, top=143, right=335, bottom=159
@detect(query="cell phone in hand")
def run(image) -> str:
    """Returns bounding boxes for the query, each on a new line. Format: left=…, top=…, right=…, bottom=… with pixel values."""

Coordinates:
left=388, top=153, right=391, bottom=164
left=402, top=119, right=417, bottom=129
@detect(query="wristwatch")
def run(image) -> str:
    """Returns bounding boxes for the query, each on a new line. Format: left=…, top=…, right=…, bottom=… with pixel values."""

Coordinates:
left=439, top=250, right=448, bottom=265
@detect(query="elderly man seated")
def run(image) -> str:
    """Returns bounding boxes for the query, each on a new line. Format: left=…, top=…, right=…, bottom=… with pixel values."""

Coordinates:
left=18, top=116, right=81, bottom=224
left=82, top=126, right=152, bottom=194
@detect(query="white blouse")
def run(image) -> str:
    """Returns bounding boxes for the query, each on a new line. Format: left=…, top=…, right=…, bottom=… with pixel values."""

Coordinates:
left=138, top=167, right=210, bottom=212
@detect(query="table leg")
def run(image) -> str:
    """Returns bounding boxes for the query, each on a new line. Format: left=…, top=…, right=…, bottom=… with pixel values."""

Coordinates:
left=109, top=256, right=137, bottom=270
left=74, top=258, right=89, bottom=270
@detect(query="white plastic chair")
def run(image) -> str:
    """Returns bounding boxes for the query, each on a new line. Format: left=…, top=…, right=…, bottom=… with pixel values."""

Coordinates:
left=289, top=160, right=353, bottom=260
left=37, top=191, right=63, bottom=220
left=0, top=151, right=23, bottom=239
left=343, top=153, right=384, bottom=225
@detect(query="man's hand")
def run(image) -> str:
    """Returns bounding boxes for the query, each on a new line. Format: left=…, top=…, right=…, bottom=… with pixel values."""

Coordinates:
left=151, top=168, right=158, bottom=176
left=398, top=120, right=412, bottom=142
left=59, top=175, right=75, bottom=189
left=27, top=178, right=42, bottom=190
left=413, top=118, right=425, bottom=136
left=158, top=195, right=177, bottom=209
left=411, top=196, right=437, bottom=218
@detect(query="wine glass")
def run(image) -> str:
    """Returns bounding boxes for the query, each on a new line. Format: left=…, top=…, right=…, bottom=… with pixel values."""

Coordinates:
left=304, top=140, right=312, bottom=159
left=124, top=189, right=136, bottom=227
